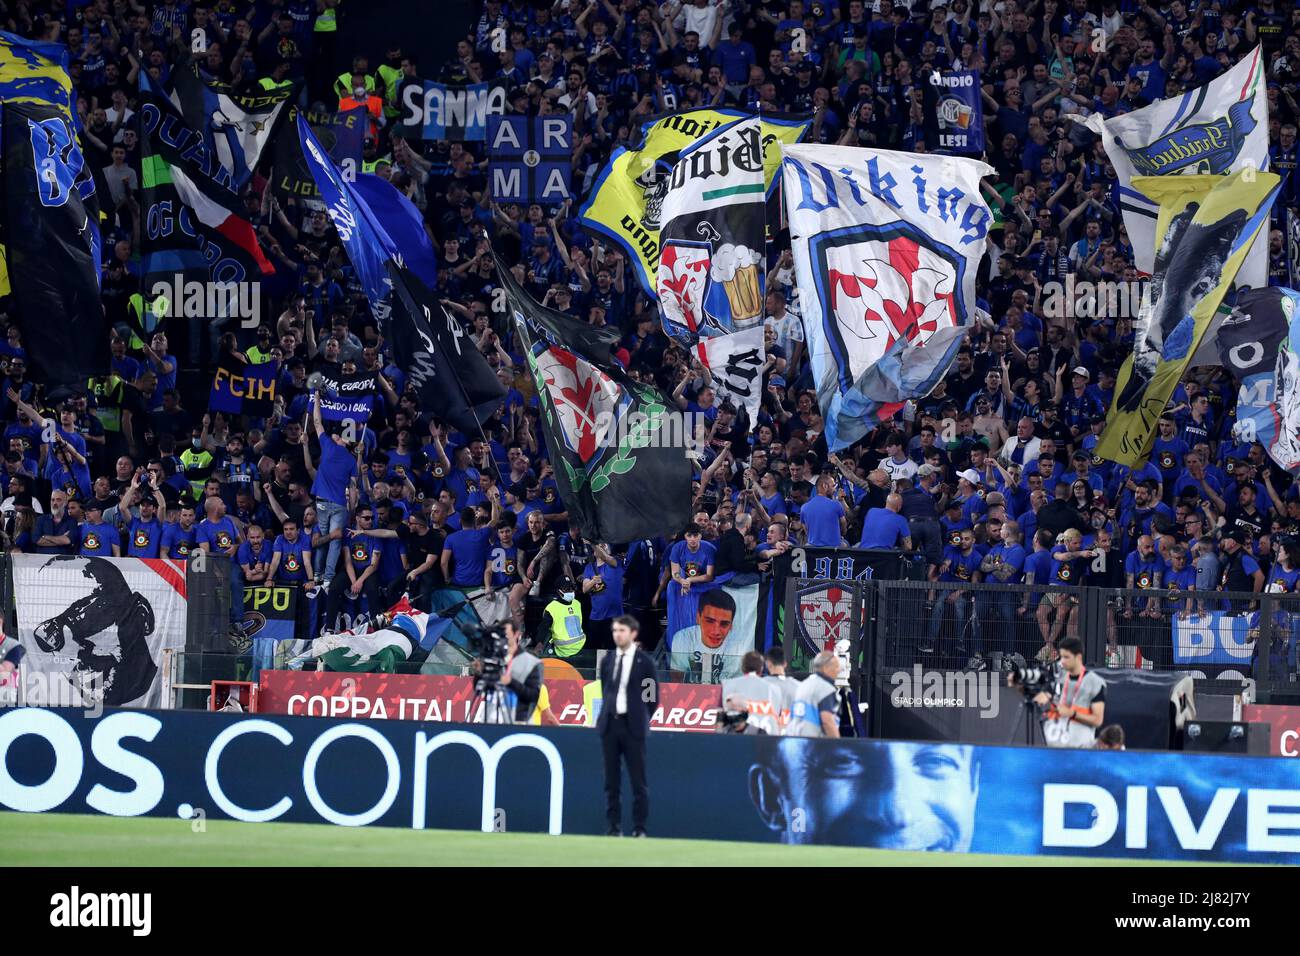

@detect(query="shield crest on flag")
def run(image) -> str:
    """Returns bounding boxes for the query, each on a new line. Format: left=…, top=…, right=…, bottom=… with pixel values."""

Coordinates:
left=658, top=240, right=712, bottom=340
left=818, top=226, right=961, bottom=385
left=794, top=581, right=856, bottom=655
left=534, top=345, right=624, bottom=463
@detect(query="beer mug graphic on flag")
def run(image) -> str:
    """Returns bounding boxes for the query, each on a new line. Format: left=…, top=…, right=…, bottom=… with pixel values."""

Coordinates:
left=939, top=96, right=973, bottom=130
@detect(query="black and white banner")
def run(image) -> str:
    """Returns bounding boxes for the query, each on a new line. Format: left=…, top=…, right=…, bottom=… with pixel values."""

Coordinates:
left=656, top=116, right=766, bottom=346
left=694, top=325, right=765, bottom=419
left=13, top=555, right=187, bottom=708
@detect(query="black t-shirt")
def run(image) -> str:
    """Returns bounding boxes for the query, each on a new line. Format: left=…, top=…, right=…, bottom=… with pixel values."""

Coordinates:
left=402, top=525, right=445, bottom=587
left=120, top=384, right=150, bottom=452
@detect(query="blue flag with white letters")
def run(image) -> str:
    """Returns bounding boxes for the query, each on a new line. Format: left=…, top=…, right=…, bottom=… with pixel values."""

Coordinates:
left=298, top=115, right=438, bottom=312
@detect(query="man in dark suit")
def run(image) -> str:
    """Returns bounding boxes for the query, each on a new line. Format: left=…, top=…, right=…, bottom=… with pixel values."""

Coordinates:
left=598, top=614, right=659, bottom=837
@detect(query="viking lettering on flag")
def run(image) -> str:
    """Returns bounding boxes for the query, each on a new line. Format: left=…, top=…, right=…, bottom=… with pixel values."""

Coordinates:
left=0, top=30, right=73, bottom=122
left=497, top=252, right=693, bottom=543
left=578, top=108, right=810, bottom=296
left=782, top=144, right=994, bottom=451
left=0, top=101, right=107, bottom=389
left=169, top=62, right=295, bottom=187
left=1097, top=169, right=1281, bottom=467
left=397, top=77, right=509, bottom=141
left=695, top=325, right=766, bottom=420
left=656, top=117, right=767, bottom=345
left=386, top=261, right=505, bottom=435
left=1218, top=287, right=1300, bottom=474
left=1086, top=47, right=1269, bottom=290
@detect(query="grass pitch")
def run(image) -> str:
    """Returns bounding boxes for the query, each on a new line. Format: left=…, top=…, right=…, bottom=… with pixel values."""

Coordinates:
left=0, top=813, right=1217, bottom=866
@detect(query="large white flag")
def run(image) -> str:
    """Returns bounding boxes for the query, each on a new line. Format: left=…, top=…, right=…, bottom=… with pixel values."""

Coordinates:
left=694, top=325, right=766, bottom=420
left=1086, top=46, right=1268, bottom=290
left=781, top=144, right=993, bottom=450
left=13, top=555, right=187, bottom=708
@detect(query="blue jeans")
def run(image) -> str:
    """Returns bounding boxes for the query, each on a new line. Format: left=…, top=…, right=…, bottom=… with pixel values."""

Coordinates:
left=977, top=591, right=1015, bottom=654
left=929, top=592, right=980, bottom=649
left=315, top=498, right=347, bottom=583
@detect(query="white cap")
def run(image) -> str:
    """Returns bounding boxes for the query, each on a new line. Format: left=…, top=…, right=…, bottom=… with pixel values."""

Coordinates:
left=957, top=468, right=981, bottom=485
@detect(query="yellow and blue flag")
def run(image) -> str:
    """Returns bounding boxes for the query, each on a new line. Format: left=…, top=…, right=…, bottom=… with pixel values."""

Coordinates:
left=1097, top=169, right=1281, bottom=467
left=0, top=30, right=73, bottom=122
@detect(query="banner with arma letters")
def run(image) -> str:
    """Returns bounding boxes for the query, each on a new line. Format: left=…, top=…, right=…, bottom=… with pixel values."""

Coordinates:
left=11, top=555, right=187, bottom=708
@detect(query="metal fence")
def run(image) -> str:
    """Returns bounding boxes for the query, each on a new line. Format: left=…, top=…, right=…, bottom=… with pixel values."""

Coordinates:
left=864, top=578, right=1297, bottom=687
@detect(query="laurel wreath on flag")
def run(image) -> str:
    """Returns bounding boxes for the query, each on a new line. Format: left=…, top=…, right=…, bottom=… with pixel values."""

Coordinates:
left=558, top=389, right=665, bottom=495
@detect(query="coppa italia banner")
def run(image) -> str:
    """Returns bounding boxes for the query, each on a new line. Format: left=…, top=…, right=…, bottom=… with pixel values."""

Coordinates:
left=12, top=555, right=186, bottom=708
left=257, top=670, right=721, bottom=731
left=1244, top=704, right=1300, bottom=756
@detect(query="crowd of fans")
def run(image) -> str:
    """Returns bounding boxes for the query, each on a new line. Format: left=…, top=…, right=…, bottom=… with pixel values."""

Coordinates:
left=2, top=0, right=1299, bottom=671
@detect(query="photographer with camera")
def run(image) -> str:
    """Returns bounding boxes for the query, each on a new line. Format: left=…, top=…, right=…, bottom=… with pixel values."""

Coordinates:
left=473, top=619, right=543, bottom=724
left=1010, top=636, right=1106, bottom=748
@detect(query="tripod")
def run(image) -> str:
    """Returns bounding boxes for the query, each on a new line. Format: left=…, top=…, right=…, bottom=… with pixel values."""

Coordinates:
left=1007, top=695, right=1044, bottom=746
left=470, top=678, right=515, bottom=725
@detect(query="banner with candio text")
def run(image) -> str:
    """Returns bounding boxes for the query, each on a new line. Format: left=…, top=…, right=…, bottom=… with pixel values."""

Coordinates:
left=2, top=706, right=1299, bottom=861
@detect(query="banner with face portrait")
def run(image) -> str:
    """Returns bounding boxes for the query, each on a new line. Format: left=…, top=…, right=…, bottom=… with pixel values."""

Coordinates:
left=656, top=117, right=767, bottom=345
left=12, top=555, right=187, bottom=709
left=1086, top=46, right=1269, bottom=290
left=782, top=145, right=994, bottom=451
left=1097, top=170, right=1280, bottom=467
left=666, top=575, right=759, bottom=684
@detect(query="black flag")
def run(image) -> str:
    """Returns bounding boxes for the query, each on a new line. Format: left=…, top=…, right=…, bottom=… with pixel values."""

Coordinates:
left=386, top=261, right=505, bottom=435
left=0, top=101, right=107, bottom=389
left=1217, top=287, right=1291, bottom=382
left=495, top=253, right=693, bottom=543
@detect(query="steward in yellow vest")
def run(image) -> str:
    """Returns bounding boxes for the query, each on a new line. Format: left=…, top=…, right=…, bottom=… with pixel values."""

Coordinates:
left=542, top=589, right=585, bottom=658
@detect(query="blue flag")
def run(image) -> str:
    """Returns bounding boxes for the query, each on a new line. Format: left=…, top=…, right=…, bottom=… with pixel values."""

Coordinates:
left=352, top=174, right=438, bottom=292
left=298, top=115, right=438, bottom=312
